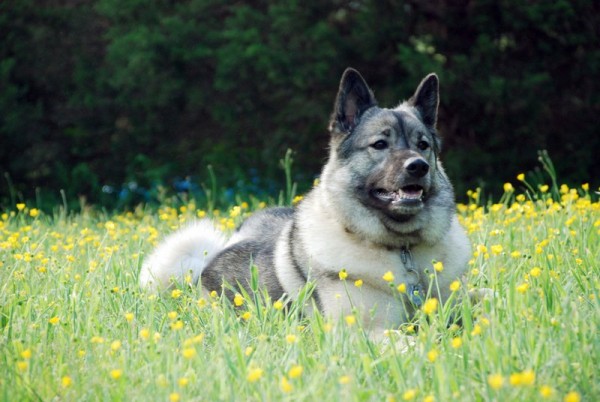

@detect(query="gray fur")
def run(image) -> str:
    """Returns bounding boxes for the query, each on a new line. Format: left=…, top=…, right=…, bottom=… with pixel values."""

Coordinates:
left=139, top=68, right=471, bottom=333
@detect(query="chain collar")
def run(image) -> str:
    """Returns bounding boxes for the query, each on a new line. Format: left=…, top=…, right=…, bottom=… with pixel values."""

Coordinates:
left=400, top=246, right=424, bottom=307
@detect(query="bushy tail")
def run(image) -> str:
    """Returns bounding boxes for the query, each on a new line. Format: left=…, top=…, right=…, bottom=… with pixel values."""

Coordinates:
left=139, top=220, right=227, bottom=292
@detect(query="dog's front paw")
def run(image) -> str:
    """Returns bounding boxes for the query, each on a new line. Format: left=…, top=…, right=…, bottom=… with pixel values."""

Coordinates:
left=468, top=288, right=495, bottom=303
left=377, top=330, right=417, bottom=353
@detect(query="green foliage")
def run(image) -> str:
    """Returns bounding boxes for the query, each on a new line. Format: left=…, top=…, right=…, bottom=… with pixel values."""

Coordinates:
left=0, top=0, right=598, bottom=209
left=0, top=183, right=598, bottom=400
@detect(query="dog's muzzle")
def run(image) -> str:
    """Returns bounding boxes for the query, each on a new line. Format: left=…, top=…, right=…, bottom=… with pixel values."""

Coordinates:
left=366, top=156, right=432, bottom=216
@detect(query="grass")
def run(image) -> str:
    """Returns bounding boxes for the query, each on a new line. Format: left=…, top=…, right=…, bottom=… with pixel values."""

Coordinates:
left=0, top=178, right=598, bottom=402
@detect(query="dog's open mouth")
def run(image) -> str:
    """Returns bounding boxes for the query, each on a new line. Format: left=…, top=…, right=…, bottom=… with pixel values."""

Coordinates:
left=371, top=184, right=425, bottom=205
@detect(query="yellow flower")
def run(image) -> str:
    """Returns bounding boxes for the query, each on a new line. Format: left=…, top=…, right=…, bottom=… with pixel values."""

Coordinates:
left=233, top=293, right=244, bottom=306
left=167, top=311, right=178, bottom=320
left=470, top=324, right=482, bottom=336
left=49, top=316, right=60, bottom=325
left=292, top=195, right=304, bottom=204
left=427, top=349, right=439, bottom=363
left=170, top=321, right=184, bottom=330
left=169, top=393, right=180, bottom=402
left=280, top=376, right=293, bottom=393
left=139, top=328, right=150, bottom=340
left=433, top=261, right=444, bottom=272
left=171, top=289, right=182, bottom=299
left=449, top=280, right=461, bottom=292
left=530, top=267, right=542, bottom=277
left=509, top=372, right=521, bottom=386
left=244, top=347, right=253, bottom=356
left=516, top=283, right=529, bottom=293
left=450, top=337, right=463, bottom=348
left=285, top=334, right=297, bottom=344
left=182, top=347, right=197, bottom=359
left=488, top=374, right=504, bottom=390
left=354, top=279, right=363, bottom=288
left=110, top=369, right=123, bottom=380
left=422, top=298, right=438, bottom=315
left=563, top=391, right=580, bottom=402
left=241, top=311, right=252, bottom=321
left=90, top=336, right=105, bottom=344
left=539, top=385, right=554, bottom=398
left=61, top=376, right=73, bottom=388
left=110, top=340, right=122, bottom=352
left=517, top=173, right=525, bottom=181
left=503, top=182, right=514, bottom=193
left=29, top=208, right=39, bottom=218
left=288, top=365, right=303, bottom=379
left=124, top=312, right=134, bottom=322
left=273, top=300, right=284, bottom=310
left=581, top=183, right=589, bottom=191
left=539, top=184, right=549, bottom=193
left=520, top=370, right=536, bottom=386
left=397, top=283, right=407, bottom=293
left=402, top=388, right=417, bottom=400
left=339, top=269, right=348, bottom=280
left=382, top=271, right=395, bottom=282
left=509, top=370, right=535, bottom=386
left=229, top=206, right=241, bottom=218
left=17, top=361, right=28, bottom=371
left=339, top=375, right=351, bottom=385
left=345, top=315, right=356, bottom=326
left=246, top=367, right=263, bottom=383
left=178, top=377, right=189, bottom=387
left=16, top=203, right=26, bottom=211
left=491, top=245, right=503, bottom=255
left=21, top=349, right=32, bottom=359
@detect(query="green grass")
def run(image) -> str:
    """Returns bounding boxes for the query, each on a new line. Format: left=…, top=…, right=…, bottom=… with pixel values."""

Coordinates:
left=0, top=181, right=598, bottom=402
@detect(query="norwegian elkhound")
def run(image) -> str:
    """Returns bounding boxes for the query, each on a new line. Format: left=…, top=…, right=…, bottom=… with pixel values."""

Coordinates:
left=139, top=68, right=472, bottom=333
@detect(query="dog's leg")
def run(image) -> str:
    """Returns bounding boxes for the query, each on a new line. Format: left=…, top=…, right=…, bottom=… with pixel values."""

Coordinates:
left=468, top=288, right=495, bottom=303
left=375, top=330, right=417, bottom=354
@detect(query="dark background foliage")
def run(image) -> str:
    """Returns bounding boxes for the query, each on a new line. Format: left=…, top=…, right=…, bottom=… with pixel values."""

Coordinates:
left=1, top=0, right=599, bottom=209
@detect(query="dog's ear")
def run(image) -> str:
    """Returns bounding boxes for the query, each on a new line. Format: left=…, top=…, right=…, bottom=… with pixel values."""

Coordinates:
left=329, top=68, right=377, bottom=134
left=409, top=73, right=439, bottom=128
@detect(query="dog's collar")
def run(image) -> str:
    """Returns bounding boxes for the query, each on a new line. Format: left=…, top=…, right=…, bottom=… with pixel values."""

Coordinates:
left=400, top=246, right=424, bottom=308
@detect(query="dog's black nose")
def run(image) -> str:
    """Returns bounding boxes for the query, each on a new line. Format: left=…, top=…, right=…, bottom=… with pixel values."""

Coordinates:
left=405, top=158, right=429, bottom=178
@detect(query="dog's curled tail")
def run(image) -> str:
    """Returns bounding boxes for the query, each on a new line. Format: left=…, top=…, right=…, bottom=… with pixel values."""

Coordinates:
left=139, top=220, right=227, bottom=292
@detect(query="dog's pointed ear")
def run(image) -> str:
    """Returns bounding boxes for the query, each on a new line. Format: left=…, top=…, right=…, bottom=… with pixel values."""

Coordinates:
left=409, top=73, right=439, bottom=128
left=329, top=68, right=377, bottom=134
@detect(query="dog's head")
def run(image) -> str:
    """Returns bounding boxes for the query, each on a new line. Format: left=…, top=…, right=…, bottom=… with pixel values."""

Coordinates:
left=322, top=68, right=454, bottom=246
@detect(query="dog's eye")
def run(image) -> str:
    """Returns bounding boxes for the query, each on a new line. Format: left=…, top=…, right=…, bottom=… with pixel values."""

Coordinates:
left=371, top=140, right=389, bottom=150
left=417, top=140, right=430, bottom=151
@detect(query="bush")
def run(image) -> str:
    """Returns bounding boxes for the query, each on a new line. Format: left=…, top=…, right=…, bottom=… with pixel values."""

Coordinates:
left=1, top=0, right=598, bottom=209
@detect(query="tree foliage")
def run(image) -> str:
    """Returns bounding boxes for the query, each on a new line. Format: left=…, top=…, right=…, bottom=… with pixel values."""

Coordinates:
left=1, top=0, right=598, bottom=208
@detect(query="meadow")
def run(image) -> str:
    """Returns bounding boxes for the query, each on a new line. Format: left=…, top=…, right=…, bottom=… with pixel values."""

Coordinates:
left=0, top=174, right=598, bottom=401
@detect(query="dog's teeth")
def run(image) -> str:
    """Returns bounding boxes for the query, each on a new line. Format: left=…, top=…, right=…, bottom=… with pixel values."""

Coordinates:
left=398, top=188, right=423, bottom=200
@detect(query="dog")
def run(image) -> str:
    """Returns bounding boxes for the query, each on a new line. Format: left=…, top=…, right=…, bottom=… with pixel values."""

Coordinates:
left=139, top=68, right=471, bottom=335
